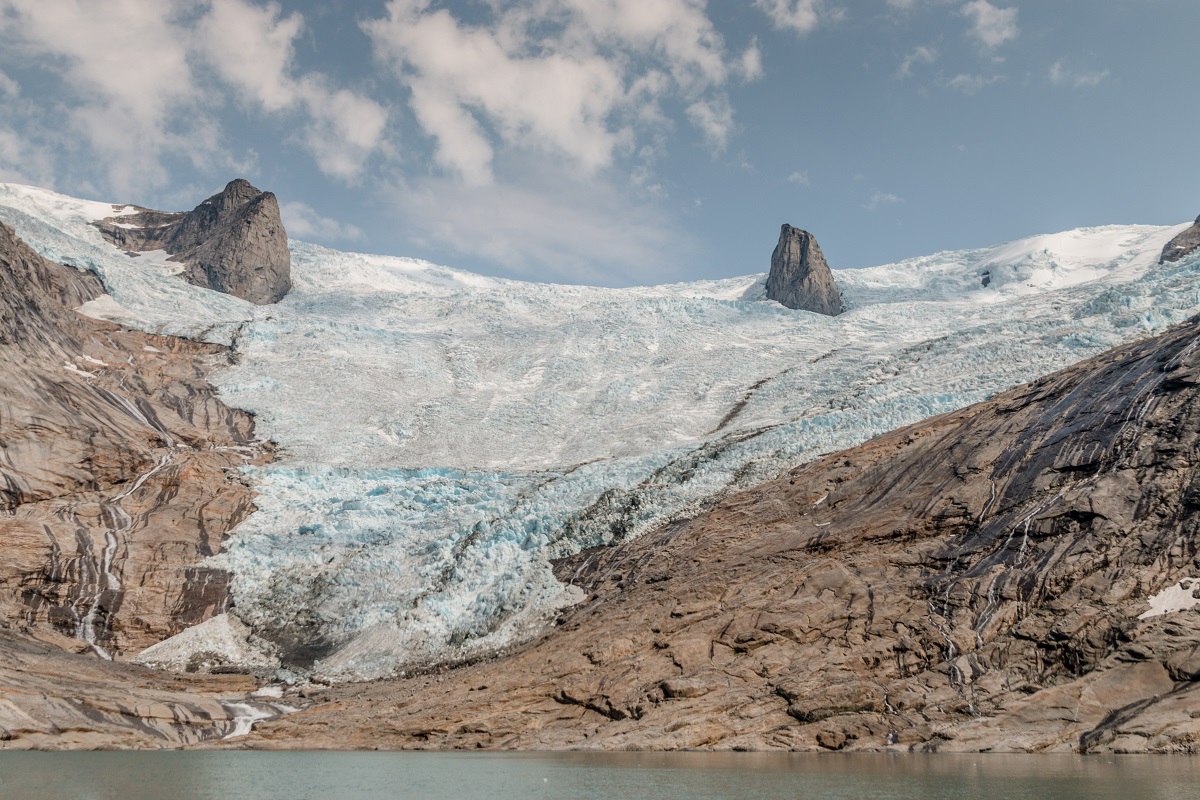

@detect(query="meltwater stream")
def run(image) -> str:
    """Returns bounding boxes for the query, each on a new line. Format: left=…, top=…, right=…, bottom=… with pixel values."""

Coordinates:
left=1, top=753, right=1198, bottom=800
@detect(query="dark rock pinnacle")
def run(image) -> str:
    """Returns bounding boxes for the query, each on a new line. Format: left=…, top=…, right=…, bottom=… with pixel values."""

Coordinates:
left=765, top=224, right=844, bottom=316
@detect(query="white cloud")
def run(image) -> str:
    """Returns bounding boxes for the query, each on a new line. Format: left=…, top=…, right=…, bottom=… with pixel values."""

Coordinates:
left=787, top=170, right=810, bottom=185
left=280, top=201, right=364, bottom=242
left=0, top=0, right=388, bottom=195
left=754, top=0, right=825, bottom=35
left=886, top=0, right=918, bottom=9
left=0, top=68, right=18, bottom=97
left=939, top=72, right=1001, bottom=94
left=195, top=0, right=389, bottom=181
left=1049, top=59, right=1109, bottom=89
left=0, top=125, right=56, bottom=187
left=386, top=166, right=693, bottom=286
left=364, top=0, right=744, bottom=185
left=0, top=0, right=206, bottom=194
left=740, top=39, right=764, bottom=81
left=961, top=1, right=1018, bottom=50
left=686, top=97, right=735, bottom=151
left=897, top=45, right=938, bottom=78
left=864, top=190, right=902, bottom=211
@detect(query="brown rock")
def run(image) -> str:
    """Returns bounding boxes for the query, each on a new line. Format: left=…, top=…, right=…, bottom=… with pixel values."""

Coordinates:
left=0, top=221, right=272, bottom=658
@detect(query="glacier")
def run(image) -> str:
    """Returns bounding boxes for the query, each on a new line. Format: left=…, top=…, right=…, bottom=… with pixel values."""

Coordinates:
left=3, top=181, right=1200, bottom=680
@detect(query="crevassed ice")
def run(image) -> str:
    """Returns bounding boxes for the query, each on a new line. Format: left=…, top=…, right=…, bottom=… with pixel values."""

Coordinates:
left=3, top=182, right=1198, bottom=680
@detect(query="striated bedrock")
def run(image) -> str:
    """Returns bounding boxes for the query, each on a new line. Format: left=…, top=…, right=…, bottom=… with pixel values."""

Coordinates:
left=0, top=221, right=272, bottom=659
left=1161, top=215, right=1200, bottom=264
left=94, top=178, right=291, bottom=305
left=0, top=627, right=290, bottom=749
left=245, top=315, right=1200, bottom=753
left=765, top=224, right=843, bottom=316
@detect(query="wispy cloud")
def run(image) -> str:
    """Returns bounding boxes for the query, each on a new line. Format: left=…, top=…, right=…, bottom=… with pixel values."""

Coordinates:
left=280, top=201, right=364, bottom=243
left=0, top=69, right=18, bottom=98
left=960, top=1, right=1019, bottom=50
left=939, top=72, right=1001, bottom=95
left=787, top=170, right=811, bottom=186
left=1049, top=59, right=1110, bottom=89
left=385, top=163, right=694, bottom=287
left=753, top=0, right=826, bottom=35
left=864, top=190, right=902, bottom=211
left=897, top=45, right=938, bottom=79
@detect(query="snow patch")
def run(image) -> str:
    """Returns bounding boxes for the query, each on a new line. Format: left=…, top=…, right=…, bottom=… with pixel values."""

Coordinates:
left=133, top=613, right=280, bottom=673
left=1138, top=577, right=1200, bottom=620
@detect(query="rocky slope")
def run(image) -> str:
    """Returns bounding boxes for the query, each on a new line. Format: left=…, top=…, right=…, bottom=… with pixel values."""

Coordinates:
left=1162, top=215, right=1200, bottom=264
left=0, top=625, right=290, bottom=749
left=764, top=224, right=843, bottom=315
left=94, top=179, right=291, bottom=304
left=0, top=220, right=272, bottom=660
left=240, top=313, right=1200, bottom=753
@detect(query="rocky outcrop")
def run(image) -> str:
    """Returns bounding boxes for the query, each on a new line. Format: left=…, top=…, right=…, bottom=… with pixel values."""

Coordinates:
left=0, top=626, right=290, bottom=749
left=765, top=224, right=843, bottom=316
left=94, top=179, right=291, bottom=305
left=242, top=314, right=1200, bottom=753
left=1161, top=215, right=1200, bottom=264
left=0, top=221, right=273, bottom=660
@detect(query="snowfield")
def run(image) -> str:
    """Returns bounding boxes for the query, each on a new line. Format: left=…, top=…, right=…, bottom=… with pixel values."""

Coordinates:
left=3, top=182, right=1199, bottom=680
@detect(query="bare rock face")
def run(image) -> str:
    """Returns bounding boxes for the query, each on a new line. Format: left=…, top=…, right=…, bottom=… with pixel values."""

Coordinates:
left=245, top=314, right=1200, bottom=753
left=0, top=221, right=273, bottom=660
left=94, top=179, right=291, bottom=305
left=1160, top=215, right=1200, bottom=264
left=765, top=224, right=843, bottom=316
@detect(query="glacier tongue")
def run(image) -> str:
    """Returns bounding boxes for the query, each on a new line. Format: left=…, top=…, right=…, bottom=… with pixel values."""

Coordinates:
left=3, top=182, right=1200, bottom=680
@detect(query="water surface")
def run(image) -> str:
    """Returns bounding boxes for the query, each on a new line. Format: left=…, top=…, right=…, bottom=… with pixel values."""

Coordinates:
left=1, top=752, right=1198, bottom=800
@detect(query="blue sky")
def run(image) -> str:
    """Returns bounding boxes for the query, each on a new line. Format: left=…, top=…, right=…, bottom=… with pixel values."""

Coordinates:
left=1, top=1, right=1196, bottom=285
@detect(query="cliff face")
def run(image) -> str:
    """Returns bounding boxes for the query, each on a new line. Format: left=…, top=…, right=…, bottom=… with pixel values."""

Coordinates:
left=0, top=221, right=272, bottom=660
left=764, top=224, right=843, bottom=316
left=248, top=314, right=1200, bottom=753
left=1161, top=215, right=1200, bottom=264
left=94, top=179, right=292, bottom=305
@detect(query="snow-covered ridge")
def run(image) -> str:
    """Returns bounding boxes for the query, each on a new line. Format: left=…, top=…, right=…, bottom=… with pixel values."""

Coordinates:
left=3, top=181, right=1198, bottom=681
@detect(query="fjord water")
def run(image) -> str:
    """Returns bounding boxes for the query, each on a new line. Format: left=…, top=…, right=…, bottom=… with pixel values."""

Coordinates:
left=1, top=753, right=1198, bottom=800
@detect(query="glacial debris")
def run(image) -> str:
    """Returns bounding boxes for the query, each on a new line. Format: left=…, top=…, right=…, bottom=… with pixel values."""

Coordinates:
left=765, top=224, right=843, bottom=315
left=94, top=178, right=292, bottom=305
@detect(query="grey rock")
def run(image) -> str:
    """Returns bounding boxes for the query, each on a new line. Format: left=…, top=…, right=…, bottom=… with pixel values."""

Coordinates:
left=94, top=179, right=291, bottom=305
left=1160, top=215, right=1200, bottom=264
left=765, top=224, right=843, bottom=316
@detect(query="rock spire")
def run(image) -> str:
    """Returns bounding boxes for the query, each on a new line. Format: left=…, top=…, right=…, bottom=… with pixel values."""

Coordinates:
left=765, top=224, right=843, bottom=316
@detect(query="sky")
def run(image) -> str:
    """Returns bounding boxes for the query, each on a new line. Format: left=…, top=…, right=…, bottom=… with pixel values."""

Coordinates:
left=0, top=0, right=1196, bottom=286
